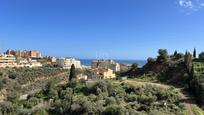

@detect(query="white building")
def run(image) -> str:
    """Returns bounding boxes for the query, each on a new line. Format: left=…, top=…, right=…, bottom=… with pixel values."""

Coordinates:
left=29, top=60, right=42, bottom=67
left=0, top=54, right=17, bottom=68
left=77, top=74, right=88, bottom=81
left=91, top=59, right=120, bottom=72
left=0, top=54, right=42, bottom=68
left=57, top=57, right=81, bottom=69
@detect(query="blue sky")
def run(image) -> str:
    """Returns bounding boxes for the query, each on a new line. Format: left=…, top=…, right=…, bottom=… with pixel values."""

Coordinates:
left=0, top=0, right=204, bottom=60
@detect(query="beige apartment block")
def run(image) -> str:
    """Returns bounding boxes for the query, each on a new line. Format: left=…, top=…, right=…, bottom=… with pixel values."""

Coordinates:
left=57, top=57, right=82, bottom=69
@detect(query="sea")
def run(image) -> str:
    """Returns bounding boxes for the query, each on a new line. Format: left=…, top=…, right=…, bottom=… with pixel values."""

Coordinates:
left=80, top=59, right=147, bottom=67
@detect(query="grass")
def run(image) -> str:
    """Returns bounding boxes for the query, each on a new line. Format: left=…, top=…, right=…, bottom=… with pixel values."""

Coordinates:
left=192, top=105, right=204, bottom=115
left=129, top=72, right=159, bottom=83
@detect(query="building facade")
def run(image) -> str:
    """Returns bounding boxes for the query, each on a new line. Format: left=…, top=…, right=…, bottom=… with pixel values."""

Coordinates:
left=0, top=54, right=17, bottom=68
left=44, top=56, right=57, bottom=63
left=91, top=59, right=120, bottom=72
left=6, top=50, right=42, bottom=58
left=56, top=58, right=81, bottom=69
left=0, top=54, right=42, bottom=68
left=77, top=74, right=88, bottom=81
left=92, top=68, right=116, bottom=79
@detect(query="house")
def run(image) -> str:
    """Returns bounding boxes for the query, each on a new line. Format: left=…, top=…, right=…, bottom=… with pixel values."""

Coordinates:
left=57, top=57, right=82, bottom=69
left=92, top=68, right=116, bottom=79
left=91, top=59, right=120, bottom=72
left=120, top=64, right=132, bottom=71
left=49, top=57, right=57, bottom=63
left=16, top=57, right=29, bottom=64
left=43, top=56, right=57, bottom=63
left=77, top=74, right=88, bottom=81
left=29, top=60, right=42, bottom=67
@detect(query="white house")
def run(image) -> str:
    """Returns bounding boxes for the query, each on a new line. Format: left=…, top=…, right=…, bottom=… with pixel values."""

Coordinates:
left=57, top=57, right=82, bottom=69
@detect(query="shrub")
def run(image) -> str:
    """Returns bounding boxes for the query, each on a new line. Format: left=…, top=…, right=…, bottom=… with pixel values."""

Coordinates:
left=103, top=105, right=126, bottom=115
left=7, top=92, right=20, bottom=102
left=0, top=102, right=17, bottom=115
left=8, top=72, right=18, bottom=79
left=24, top=97, right=39, bottom=109
left=33, top=109, right=49, bottom=115
left=105, top=97, right=116, bottom=105
left=199, top=52, right=204, bottom=60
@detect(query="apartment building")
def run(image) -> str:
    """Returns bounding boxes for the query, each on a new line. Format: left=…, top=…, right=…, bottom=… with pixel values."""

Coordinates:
left=0, top=54, right=42, bottom=68
left=91, top=59, right=120, bottom=72
left=6, top=50, right=42, bottom=58
left=0, top=54, right=17, bottom=68
left=56, top=57, right=81, bottom=69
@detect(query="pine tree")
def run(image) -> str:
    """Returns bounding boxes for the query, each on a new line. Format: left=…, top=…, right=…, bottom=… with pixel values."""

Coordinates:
left=69, top=64, right=76, bottom=82
left=193, top=48, right=196, bottom=58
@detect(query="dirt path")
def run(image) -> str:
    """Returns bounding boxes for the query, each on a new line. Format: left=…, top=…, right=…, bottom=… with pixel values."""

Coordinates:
left=125, top=80, right=171, bottom=88
left=180, top=89, right=195, bottom=115
left=186, top=103, right=194, bottom=115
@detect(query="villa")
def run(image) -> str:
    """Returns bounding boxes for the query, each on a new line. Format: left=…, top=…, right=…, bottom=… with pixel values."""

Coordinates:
left=91, top=68, right=116, bottom=80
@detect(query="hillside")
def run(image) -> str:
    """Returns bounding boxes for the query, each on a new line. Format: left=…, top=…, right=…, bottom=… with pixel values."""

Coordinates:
left=0, top=79, right=187, bottom=115
left=0, top=67, right=68, bottom=102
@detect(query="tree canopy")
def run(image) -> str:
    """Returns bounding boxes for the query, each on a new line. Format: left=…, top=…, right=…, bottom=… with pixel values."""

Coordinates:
left=157, top=49, right=169, bottom=62
left=199, top=52, right=204, bottom=60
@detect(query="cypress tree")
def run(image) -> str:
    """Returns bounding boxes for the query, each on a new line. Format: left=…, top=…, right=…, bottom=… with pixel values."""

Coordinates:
left=193, top=48, right=196, bottom=58
left=174, top=50, right=178, bottom=56
left=69, top=64, right=76, bottom=82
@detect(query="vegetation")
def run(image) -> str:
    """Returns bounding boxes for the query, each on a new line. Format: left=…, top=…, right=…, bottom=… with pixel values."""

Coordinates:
left=69, top=64, right=76, bottom=82
left=122, top=49, right=189, bottom=86
left=0, top=67, right=67, bottom=101
left=157, top=49, right=169, bottom=63
left=0, top=80, right=185, bottom=115
left=193, top=48, right=197, bottom=58
left=119, top=48, right=204, bottom=110
left=199, top=52, right=204, bottom=60
left=2, top=48, right=204, bottom=114
left=0, top=67, right=66, bottom=85
left=184, top=51, right=193, bottom=73
left=192, top=105, right=204, bottom=115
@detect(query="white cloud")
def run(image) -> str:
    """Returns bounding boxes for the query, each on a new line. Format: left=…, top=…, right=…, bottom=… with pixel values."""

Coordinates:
left=178, top=0, right=194, bottom=9
left=177, top=0, right=204, bottom=13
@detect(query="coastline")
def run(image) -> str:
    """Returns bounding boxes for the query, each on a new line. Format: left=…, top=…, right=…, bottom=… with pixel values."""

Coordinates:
left=80, top=59, right=147, bottom=67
